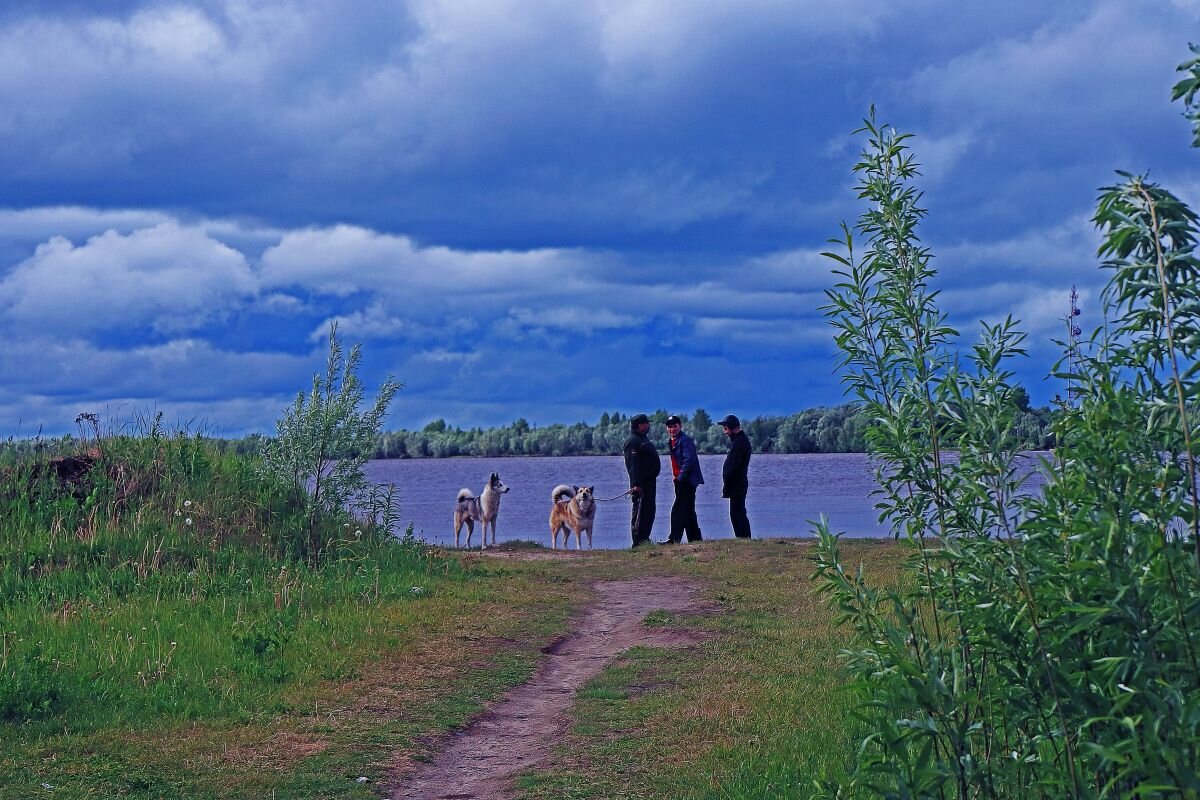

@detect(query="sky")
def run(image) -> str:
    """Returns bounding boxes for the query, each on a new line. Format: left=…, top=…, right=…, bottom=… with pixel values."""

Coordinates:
left=2, top=1, right=1199, bottom=437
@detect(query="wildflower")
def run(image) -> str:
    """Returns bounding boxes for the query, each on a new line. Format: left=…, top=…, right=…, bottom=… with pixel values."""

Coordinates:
left=184, top=500, right=192, bottom=508
left=185, top=517, right=193, bottom=526
left=410, top=586, right=424, bottom=595
left=175, top=510, right=181, bottom=517
left=355, top=529, right=363, bottom=538
left=344, top=522, right=351, bottom=528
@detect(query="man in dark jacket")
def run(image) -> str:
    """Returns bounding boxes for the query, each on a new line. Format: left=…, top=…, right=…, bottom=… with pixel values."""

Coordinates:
left=720, top=414, right=752, bottom=539
left=663, top=414, right=703, bottom=543
left=623, top=413, right=661, bottom=548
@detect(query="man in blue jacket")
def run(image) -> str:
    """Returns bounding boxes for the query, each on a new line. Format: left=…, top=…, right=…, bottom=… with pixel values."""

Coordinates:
left=720, top=414, right=752, bottom=539
left=663, top=414, right=703, bottom=543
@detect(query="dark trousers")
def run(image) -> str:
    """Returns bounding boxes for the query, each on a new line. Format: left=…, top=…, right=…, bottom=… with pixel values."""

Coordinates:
left=630, top=483, right=656, bottom=546
left=670, top=480, right=703, bottom=543
left=729, top=494, right=751, bottom=539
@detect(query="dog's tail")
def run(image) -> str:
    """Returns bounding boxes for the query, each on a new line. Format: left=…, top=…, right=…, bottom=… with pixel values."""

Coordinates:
left=457, top=488, right=475, bottom=504
left=551, top=484, right=575, bottom=504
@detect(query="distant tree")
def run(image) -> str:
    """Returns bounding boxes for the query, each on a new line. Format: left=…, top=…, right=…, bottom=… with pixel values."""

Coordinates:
left=356, top=401, right=1048, bottom=459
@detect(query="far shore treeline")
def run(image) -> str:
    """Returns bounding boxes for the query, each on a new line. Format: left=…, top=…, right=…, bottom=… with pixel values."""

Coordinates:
left=367, top=398, right=1054, bottom=457
left=147, top=395, right=1051, bottom=455
left=6, top=398, right=1053, bottom=461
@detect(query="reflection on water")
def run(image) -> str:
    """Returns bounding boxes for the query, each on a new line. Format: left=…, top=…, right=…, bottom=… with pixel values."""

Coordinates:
left=362, top=452, right=1052, bottom=550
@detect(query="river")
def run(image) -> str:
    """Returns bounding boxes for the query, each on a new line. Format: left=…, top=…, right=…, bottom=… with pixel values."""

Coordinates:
left=363, top=452, right=1048, bottom=549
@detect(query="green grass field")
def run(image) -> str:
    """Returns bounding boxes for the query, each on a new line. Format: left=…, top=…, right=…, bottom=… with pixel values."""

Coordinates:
left=0, top=438, right=900, bottom=799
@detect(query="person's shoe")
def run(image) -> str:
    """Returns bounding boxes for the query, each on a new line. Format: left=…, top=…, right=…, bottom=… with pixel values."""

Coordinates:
left=657, top=539, right=678, bottom=545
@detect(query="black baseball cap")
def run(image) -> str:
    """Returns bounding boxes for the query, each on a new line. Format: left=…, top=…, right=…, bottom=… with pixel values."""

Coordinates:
left=665, top=415, right=682, bottom=426
left=719, top=414, right=740, bottom=428
left=629, top=413, right=650, bottom=427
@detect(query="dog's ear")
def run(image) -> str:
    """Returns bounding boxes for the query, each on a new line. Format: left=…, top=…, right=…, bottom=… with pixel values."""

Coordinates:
left=573, top=484, right=580, bottom=493
left=490, top=472, right=498, bottom=482
left=587, top=486, right=595, bottom=493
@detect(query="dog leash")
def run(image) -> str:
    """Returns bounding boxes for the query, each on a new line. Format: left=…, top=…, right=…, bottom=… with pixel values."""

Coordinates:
left=594, top=488, right=635, bottom=502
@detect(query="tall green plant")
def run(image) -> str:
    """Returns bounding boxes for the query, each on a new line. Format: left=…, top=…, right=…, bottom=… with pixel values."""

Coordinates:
left=260, top=323, right=401, bottom=556
left=814, top=102, right=1200, bottom=797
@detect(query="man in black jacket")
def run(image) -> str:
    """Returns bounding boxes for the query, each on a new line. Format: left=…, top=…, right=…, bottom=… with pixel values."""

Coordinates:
left=623, top=413, right=661, bottom=548
left=720, top=414, right=752, bottom=539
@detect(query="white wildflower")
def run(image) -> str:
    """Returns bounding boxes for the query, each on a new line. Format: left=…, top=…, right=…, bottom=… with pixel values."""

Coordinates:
left=410, top=586, right=424, bottom=595
left=185, top=517, right=193, bottom=526
left=183, top=500, right=192, bottom=508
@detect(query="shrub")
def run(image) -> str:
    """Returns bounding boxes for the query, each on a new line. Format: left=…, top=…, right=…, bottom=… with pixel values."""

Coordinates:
left=814, top=101, right=1200, bottom=798
left=259, top=323, right=401, bottom=557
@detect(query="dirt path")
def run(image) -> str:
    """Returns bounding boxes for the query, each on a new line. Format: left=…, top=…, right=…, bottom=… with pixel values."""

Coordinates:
left=390, top=576, right=705, bottom=800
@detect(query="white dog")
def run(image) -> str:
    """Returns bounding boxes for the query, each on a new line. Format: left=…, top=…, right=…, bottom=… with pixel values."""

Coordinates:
left=549, top=484, right=597, bottom=550
left=453, top=472, right=510, bottom=549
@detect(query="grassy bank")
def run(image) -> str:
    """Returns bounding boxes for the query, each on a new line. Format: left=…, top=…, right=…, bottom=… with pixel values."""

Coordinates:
left=1, top=436, right=902, bottom=798
left=0, top=437, right=584, bottom=798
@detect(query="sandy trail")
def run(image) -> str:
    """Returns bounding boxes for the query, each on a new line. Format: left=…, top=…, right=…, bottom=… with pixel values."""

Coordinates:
left=391, top=576, right=704, bottom=800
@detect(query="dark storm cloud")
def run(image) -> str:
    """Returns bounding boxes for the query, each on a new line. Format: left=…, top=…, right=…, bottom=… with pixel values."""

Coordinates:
left=2, top=1, right=1198, bottom=434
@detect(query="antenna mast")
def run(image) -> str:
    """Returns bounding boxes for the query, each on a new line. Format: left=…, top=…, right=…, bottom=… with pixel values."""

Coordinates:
left=1067, top=285, right=1082, bottom=407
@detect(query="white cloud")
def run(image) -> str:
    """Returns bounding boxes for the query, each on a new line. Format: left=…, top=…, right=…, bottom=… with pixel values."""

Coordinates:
left=906, top=3, right=1189, bottom=127
left=0, top=206, right=173, bottom=242
left=0, top=222, right=257, bottom=334
left=911, top=129, right=978, bottom=184
left=934, top=214, right=1101, bottom=287
left=311, top=302, right=481, bottom=342
left=0, top=336, right=309, bottom=402
left=413, top=348, right=481, bottom=365
left=597, top=0, right=891, bottom=95
left=694, top=316, right=830, bottom=348
left=0, top=195, right=1147, bottom=434
left=259, top=224, right=592, bottom=298
left=741, top=247, right=843, bottom=292
left=92, top=5, right=227, bottom=64
left=504, top=305, right=641, bottom=335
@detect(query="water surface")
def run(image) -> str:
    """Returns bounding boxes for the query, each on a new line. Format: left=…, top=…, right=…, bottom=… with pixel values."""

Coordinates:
left=364, top=452, right=916, bottom=549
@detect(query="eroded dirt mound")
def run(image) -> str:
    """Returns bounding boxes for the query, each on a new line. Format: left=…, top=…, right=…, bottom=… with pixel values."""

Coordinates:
left=390, top=576, right=706, bottom=800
